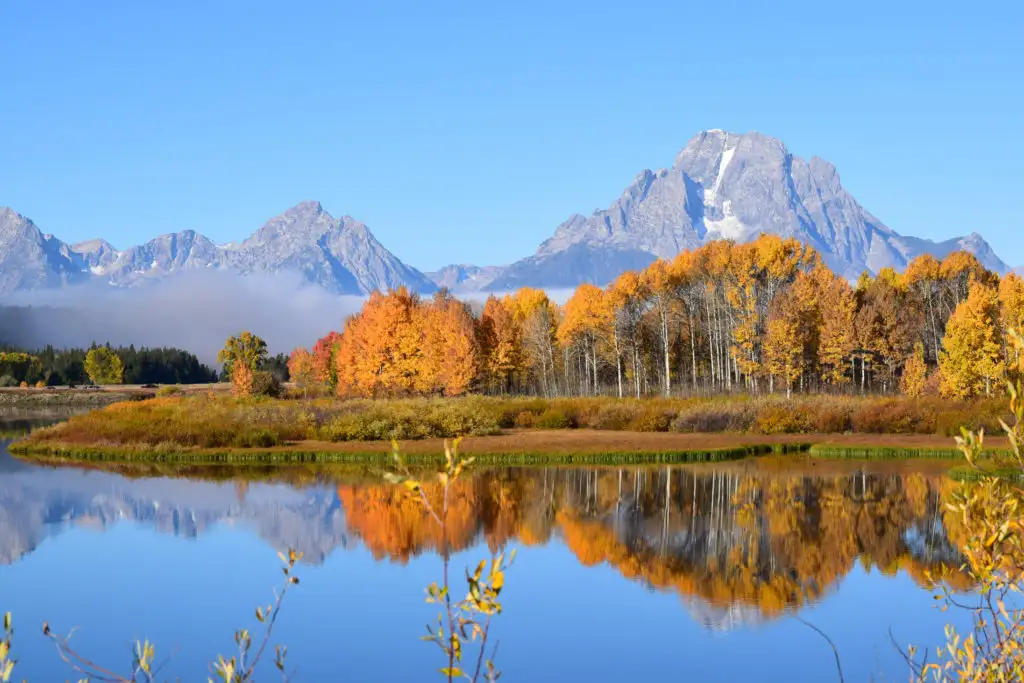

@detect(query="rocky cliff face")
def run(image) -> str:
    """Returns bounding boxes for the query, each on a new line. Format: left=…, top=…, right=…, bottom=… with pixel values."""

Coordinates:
left=0, top=202, right=436, bottom=296
left=442, top=130, right=1010, bottom=289
left=0, top=131, right=1011, bottom=295
left=0, top=208, right=87, bottom=292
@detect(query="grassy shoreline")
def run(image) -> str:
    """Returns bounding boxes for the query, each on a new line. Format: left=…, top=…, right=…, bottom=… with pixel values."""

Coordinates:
left=10, top=393, right=1010, bottom=468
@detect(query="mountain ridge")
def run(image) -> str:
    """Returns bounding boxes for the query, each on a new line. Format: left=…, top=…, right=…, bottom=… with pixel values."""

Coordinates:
left=0, top=130, right=1011, bottom=296
left=447, top=130, right=1010, bottom=290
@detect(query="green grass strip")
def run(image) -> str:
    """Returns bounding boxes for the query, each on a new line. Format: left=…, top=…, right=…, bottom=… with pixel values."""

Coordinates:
left=9, top=442, right=811, bottom=467
left=809, top=444, right=968, bottom=461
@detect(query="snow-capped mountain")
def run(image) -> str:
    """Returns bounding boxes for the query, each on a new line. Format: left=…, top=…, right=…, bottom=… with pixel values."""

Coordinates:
left=439, top=130, right=1010, bottom=289
left=1, top=131, right=1011, bottom=297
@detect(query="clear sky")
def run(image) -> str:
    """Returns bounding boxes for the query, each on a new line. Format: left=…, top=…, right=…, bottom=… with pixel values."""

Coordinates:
left=1, top=0, right=1021, bottom=271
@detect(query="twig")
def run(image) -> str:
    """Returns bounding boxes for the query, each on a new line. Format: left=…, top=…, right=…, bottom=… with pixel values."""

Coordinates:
left=794, top=616, right=845, bottom=683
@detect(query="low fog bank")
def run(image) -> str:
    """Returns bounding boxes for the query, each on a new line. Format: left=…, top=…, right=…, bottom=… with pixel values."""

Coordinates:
left=0, top=273, right=579, bottom=364
left=0, top=271, right=366, bottom=364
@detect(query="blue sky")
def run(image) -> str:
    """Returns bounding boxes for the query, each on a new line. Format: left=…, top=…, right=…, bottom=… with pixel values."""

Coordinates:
left=2, top=0, right=1021, bottom=270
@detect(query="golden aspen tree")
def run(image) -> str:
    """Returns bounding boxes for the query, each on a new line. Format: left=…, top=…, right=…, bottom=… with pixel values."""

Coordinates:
left=477, top=295, right=522, bottom=394
left=904, top=254, right=944, bottom=362
left=557, top=284, right=609, bottom=395
left=418, top=290, right=479, bottom=396
left=1000, top=273, right=1024, bottom=372
left=607, top=271, right=648, bottom=398
left=511, top=288, right=560, bottom=396
left=287, top=347, right=317, bottom=396
left=855, top=273, right=920, bottom=392
left=940, top=282, right=1005, bottom=399
left=232, top=359, right=254, bottom=398
left=816, top=268, right=857, bottom=385
left=761, top=278, right=815, bottom=398
left=335, top=289, right=422, bottom=397
left=726, top=242, right=762, bottom=389
left=940, top=251, right=997, bottom=311
left=642, top=259, right=681, bottom=397
left=901, top=342, right=928, bottom=398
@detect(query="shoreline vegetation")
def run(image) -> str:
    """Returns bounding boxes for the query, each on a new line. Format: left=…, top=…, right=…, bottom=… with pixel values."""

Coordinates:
left=0, top=385, right=159, bottom=406
left=9, top=393, right=1015, bottom=471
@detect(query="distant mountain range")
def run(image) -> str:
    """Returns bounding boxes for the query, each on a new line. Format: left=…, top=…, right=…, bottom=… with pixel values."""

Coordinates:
left=0, top=130, right=1011, bottom=296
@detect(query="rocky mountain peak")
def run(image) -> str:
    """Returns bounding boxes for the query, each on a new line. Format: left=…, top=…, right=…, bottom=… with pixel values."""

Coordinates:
left=470, top=129, right=1011, bottom=290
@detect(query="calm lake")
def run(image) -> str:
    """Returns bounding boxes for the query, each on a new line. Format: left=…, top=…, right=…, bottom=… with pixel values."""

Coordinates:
left=0, top=416, right=976, bottom=682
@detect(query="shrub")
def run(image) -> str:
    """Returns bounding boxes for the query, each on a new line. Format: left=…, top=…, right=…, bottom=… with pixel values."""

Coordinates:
left=804, top=401, right=852, bottom=433
left=157, top=386, right=183, bottom=397
left=513, top=411, right=536, bottom=428
left=585, top=402, right=636, bottom=430
left=251, top=371, right=281, bottom=398
left=34, top=380, right=45, bottom=389
left=18, top=381, right=28, bottom=388
left=754, top=404, right=810, bottom=434
left=627, top=407, right=672, bottom=432
left=0, top=375, right=17, bottom=387
left=535, top=407, right=573, bottom=429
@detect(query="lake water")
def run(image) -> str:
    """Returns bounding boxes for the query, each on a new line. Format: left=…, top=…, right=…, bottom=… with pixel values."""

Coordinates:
left=0, top=421, right=977, bottom=682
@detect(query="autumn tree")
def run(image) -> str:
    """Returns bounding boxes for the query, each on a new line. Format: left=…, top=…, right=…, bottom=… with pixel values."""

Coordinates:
left=855, top=271, right=920, bottom=392
left=816, top=269, right=857, bottom=386
left=84, top=347, right=124, bottom=385
left=232, top=359, right=254, bottom=398
left=940, top=282, right=1005, bottom=399
left=642, top=259, right=681, bottom=396
left=335, top=289, right=421, bottom=397
left=287, top=347, right=317, bottom=396
left=607, top=272, right=648, bottom=398
left=418, top=290, right=480, bottom=396
left=218, top=331, right=269, bottom=379
left=761, top=278, right=815, bottom=398
left=901, top=342, right=928, bottom=398
left=476, top=295, right=522, bottom=394
left=557, top=284, right=609, bottom=396
left=511, top=288, right=560, bottom=396
left=311, top=331, right=342, bottom=387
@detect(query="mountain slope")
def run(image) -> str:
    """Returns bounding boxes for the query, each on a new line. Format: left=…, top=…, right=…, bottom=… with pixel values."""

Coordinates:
left=468, top=130, right=1009, bottom=289
left=0, top=202, right=436, bottom=296
left=232, top=201, right=436, bottom=294
left=0, top=208, right=88, bottom=292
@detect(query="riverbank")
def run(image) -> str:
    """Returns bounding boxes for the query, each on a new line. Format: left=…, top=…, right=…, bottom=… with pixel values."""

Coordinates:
left=0, top=386, right=155, bottom=407
left=10, top=427, right=1005, bottom=468
left=9, top=393, right=1008, bottom=468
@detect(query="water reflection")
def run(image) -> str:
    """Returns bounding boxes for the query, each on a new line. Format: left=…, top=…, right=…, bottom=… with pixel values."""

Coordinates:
left=0, top=451, right=968, bottom=625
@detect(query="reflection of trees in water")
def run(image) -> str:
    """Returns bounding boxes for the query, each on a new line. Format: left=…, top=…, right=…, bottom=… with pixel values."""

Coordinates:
left=338, top=467, right=969, bottom=622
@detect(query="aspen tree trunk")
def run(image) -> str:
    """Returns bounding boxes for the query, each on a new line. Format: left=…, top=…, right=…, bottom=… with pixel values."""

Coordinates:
left=661, top=307, right=671, bottom=397
left=614, top=329, right=623, bottom=399
left=706, top=297, right=717, bottom=390
left=689, top=313, right=698, bottom=390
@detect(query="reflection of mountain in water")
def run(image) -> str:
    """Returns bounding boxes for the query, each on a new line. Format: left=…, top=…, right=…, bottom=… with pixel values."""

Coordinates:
left=0, top=452, right=350, bottom=565
left=0, top=451, right=967, bottom=629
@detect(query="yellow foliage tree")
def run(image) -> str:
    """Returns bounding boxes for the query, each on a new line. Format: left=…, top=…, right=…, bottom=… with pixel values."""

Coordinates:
left=287, top=347, right=317, bottom=396
left=418, top=291, right=479, bottom=396
left=939, top=282, right=1005, bottom=399
left=762, top=287, right=807, bottom=398
left=83, top=347, right=124, bottom=385
left=816, top=269, right=857, bottom=385
left=218, top=331, right=268, bottom=379
left=476, top=296, right=522, bottom=394
left=901, top=341, right=928, bottom=398
left=232, top=360, right=254, bottom=398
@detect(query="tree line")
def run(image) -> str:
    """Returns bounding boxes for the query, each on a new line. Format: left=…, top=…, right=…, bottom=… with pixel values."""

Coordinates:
left=0, top=344, right=218, bottom=386
left=288, top=234, right=1023, bottom=400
